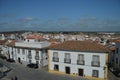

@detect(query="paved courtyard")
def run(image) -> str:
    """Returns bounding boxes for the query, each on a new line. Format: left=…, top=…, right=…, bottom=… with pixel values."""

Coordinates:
left=1, top=59, right=120, bottom=80
left=0, top=59, right=90, bottom=80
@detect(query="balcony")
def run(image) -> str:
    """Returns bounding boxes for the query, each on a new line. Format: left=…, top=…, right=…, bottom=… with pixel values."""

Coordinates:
left=35, top=56, right=39, bottom=60
left=53, top=57, right=59, bottom=62
left=64, top=58, right=71, bottom=64
left=77, top=60, right=84, bottom=65
left=91, top=61, right=100, bottom=67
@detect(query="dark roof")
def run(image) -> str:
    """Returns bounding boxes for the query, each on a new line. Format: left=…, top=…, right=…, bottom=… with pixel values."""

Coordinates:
left=48, top=41, right=109, bottom=53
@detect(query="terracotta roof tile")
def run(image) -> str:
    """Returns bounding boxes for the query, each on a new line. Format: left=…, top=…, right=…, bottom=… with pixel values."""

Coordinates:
left=8, top=40, right=15, bottom=47
left=109, top=46, right=115, bottom=51
left=116, top=39, right=120, bottom=42
left=26, top=35, right=43, bottom=39
left=0, top=40, right=7, bottom=46
left=48, top=41, right=109, bottom=53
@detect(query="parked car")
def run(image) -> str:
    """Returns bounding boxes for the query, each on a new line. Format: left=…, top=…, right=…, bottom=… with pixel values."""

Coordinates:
left=27, top=63, right=38, bottom=69
left=6, top=59, right=15, bottom=63
left=0, top=55, right=7, bottom=60
left=109, top=67, right=116, bottom=72
left=113, top=70, right=120, bottom=77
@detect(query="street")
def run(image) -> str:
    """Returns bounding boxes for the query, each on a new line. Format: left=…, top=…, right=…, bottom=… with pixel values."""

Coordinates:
left=0, top=59, right=89, bottom=80
left=108, top=70, right=120, bottom=80
left=1, top=59, right=120, bottom=80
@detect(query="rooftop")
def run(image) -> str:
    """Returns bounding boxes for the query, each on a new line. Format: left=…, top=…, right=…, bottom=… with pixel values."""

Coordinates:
left=25, top=35, right=43, bottom=39
left=0, top=40, right=7, bottom=46
left=116, top=39, right=120, bottom=42
left=48, top=41, right=109, bottom=53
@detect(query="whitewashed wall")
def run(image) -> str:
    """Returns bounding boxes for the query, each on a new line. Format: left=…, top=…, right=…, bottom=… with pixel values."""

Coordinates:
left=49, top=50, right=106, bottom=78
left=8, top=47, right=48, bottom=67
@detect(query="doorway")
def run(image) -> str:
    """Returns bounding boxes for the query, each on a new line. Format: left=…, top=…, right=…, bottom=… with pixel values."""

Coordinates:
left=18, top=57, right=21, bottom=63
left=65, top=67, right=70, bottom=74
left=78, top=69, right=84, bottom=76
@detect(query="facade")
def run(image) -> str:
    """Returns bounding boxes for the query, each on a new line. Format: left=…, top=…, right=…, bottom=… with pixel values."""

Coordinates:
left=108, top=46, right=115, bottom=67
left=8, top=35, right=50, bottom=68
left=48, top=41, right=108, bottom=80
left=114, top=40, right=120, bottom=70
left=0, top=40, right=9, bottom=58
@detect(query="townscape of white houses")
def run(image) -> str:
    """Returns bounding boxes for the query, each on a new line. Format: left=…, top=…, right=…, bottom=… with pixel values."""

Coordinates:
left=0, top=32, right=120, bottom=80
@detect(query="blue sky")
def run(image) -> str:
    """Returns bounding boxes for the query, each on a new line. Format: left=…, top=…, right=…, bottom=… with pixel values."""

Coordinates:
left=0, top=0, right=120, bottom=32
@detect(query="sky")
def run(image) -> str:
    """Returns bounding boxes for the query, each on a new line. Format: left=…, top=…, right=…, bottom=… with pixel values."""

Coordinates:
left=0, top=0, right=120, bottom=32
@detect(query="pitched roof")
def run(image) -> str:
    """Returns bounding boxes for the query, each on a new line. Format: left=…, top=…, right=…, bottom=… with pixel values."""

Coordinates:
left=109, top=46, right=115, bottom=51
left=48, top=41, right=109, bottom=53
left=0, top=40, right=7, bottom=46
left=26, top=35, right=43, bottom=39
left=7, top=40, right=15, bottom=47
left=116, top=39, right=120, bottom=42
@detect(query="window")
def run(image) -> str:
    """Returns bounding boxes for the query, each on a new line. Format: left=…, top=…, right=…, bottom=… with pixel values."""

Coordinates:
left=28, top=50, right=31, bottom=55
left=36, top=51, right=39, bottom=56
left=18, top=48, right=20, bottom=54
left=77, top=54, right=84, bottom=65
left=119, top=60, right=120, bottom=67
left=54, top=64, right=59, bottom=71
left=53, top=52, right=58, bottom=58
left=22, top=49, right=25, bottom=55
left=29, top=59, right=31, bottom=63
left=36, top=61, right=39, bottom=64
left=116, top=48, right=118, bottom=54
left=92, top=55, right=100, bottom=67
left=92, top=70, right=99, bottom=77
left=53, top=52, right=59, bottom=62
left=35, top=50, right=39, bottom=60
left=64, top=53, right=71, bottom=63
left=116, top=58, right=118, bottom=64
left=65, top=53, right=70, bottom=59
left=28, top=50, right=32, bottom=59
left=11, top=51, right=13, bottom=55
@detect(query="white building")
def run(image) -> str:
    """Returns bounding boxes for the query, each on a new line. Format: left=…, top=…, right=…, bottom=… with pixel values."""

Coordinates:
left=48, top=41, right=108, bottom=80
left=114, top=40, right=120, bottom=70
left=0, top=40, right=9, bottom=58
left=8, top=35, right=51, bottom=68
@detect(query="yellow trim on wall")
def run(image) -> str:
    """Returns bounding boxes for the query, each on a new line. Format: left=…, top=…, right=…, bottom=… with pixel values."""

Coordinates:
left=49, top=70, right=65, bottom=74
left=49, top=70, right=79, bottom=77
left=49, top=70, right=105, bottom=80
left=105, top=53, right=108, bottom=64
left=48, top=50, right=50, bottom=71
left=85, top=76, right=104, bottom=80
left=105, top=53, right=108, bottom=80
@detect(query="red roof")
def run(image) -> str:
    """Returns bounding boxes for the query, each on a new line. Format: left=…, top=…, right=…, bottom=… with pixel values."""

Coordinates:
left=8, top=40, right=15, bottom=47
left=48, top=41, right=109, bottom=53
left=110, top=46, right=115, bottom=51
left=26, top=35, right=43, bottom=39
left=0, top=40, right=7, bottom=46
left=116, top=39, right=120, bottom=42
